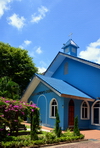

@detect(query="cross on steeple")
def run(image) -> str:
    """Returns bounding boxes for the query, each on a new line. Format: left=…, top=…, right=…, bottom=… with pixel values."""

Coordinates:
left=68, top=33, right=73, bottom=39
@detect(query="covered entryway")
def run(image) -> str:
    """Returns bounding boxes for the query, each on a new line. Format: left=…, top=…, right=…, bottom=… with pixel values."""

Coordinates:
left=68, top=99, right=74, bottom=127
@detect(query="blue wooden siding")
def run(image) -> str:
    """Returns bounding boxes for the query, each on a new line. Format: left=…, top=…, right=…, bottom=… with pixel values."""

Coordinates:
left=28, top=82, right=64, bottom=129
left=28, top=82, right=93, bottom=130
left=52, top=58, right=100, bottom=99
left=63, top=98, right=91, bottom=130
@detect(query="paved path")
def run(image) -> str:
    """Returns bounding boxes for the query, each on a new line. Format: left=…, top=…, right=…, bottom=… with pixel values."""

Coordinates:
left=80, top=130, right=100, bottom=140
left=44, top=140, right=100, bottom=148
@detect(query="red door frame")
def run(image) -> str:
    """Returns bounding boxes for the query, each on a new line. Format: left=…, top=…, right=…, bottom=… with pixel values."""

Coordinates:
left=68, top=99, right=74, bottom=127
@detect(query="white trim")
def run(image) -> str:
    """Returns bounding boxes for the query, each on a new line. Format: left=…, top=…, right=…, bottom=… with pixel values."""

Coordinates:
left=81, top=101, right=90, bottom=120
left=37, top=94, right=47, bottom=124
left=49, top=98, right=58, bottom=118
left=45, top=52, right=100, bottom=77
left=21, top=77, right=40, bottom=102
left=29, top=101, right=34, bottom=105
left=21, top=75, right=61, bottom=103
left=91, top=100, right=100, bottom=126
left=60, top=52, right=100, bottom=69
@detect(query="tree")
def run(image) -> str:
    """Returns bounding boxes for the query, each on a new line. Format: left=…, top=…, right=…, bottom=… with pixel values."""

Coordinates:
left=54, top=108, right=61, bottom=137
left=31, top=109, right=40, bottom=140
left=74, top=116, right=80, bottom=136
left=0, top=97, right=38, bottom=138
left=0, top=76, right=20, bottom=100
left=0, top=42, right=38, bottom=95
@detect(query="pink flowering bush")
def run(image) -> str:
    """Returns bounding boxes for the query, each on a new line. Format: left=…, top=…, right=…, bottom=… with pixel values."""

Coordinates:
left=0, top=97, right=38, bottom=137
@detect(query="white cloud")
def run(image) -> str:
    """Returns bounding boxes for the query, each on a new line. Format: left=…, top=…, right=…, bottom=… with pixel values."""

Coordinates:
left=24, top=40, right=32, bottom=45
left=7, top=13, right=25, bottom=30
left=0, top=0, right=22, bottom=18
left=0, top=0, right=12, bottom=18
left=79, top=39, right=100, bottom=64
left=31, top=6, right=49, bottom=23
left=36, top=47, right=42, bottom=54
left=19, top=40, right=32, bottom=49
left=38, top=67, right=46, bottom=73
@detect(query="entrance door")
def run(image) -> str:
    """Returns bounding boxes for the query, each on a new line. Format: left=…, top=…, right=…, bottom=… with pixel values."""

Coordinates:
left=68, top=99, right=74, bottom=127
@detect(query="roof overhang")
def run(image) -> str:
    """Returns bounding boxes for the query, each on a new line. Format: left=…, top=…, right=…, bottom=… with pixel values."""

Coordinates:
left=61, top=94, right=95, bottom=102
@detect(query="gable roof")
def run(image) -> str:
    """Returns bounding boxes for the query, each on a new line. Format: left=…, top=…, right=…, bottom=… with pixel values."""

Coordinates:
left=21, top=74, right=94, bottom=102
left=44, top=51, right=100, bottom=77
left=62, top=39, right=79, bottom=49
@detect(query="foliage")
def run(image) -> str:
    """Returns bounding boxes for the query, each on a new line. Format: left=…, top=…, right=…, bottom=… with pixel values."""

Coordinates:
left=0, top=76, right=20, bottom=100
left=54, top=108, right=61, bottom=137
left=0, top=97, right=38, bottom=138
left=31, top=109, right=40, bottom=140
left=0, top=132, right=84, bottom=148
left=0, top=42, right=38, bottom=94
left=74, top=116, right=80, bottom=136
left=63, top=128, right=74, bottom=137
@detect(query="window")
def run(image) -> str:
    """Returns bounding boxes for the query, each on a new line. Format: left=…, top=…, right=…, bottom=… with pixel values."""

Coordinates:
left=92, top=101, right=100, bottom=125
left=50, top=99, right=58, bottom=118
left=65, top=48, right=69, bottom=53
left=81, top=101, right=89, bottom=119
left=72, top=47, right=76, bottom=53
left=30, top=101, right=33, bottom=105
left=64, top=62, right=68, bottom=75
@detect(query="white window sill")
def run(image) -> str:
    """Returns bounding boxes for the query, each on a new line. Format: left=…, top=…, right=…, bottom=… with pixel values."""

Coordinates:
left=49, top=116, right=56, bottom=119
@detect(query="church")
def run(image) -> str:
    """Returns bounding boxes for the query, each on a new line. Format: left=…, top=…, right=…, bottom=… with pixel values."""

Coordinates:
left=21, top=39, right=100, bottom=130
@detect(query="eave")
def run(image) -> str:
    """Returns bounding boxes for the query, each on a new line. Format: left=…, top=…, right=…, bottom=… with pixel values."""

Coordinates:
left=61, top=94, right=95, bottom=102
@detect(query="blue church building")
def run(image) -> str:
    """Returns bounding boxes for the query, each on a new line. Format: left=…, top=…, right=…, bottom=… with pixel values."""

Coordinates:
left=21, top=39, right=100, bottom=130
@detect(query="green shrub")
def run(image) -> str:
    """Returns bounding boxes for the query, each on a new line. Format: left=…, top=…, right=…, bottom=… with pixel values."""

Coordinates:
left=63, top=128, right=74, bottom=137
left=54, top=108, right=61, bottom=137
left=74, top=116, right=80, bottom=136
left=33, top=140, right=45, bottom=145
left=45, top=132, right=56, bottom=140
left=79, top=134, right=85, bottom=139
left=31, top=109, right=40, bottom=140
left=0, top=131, right=84, bottom=148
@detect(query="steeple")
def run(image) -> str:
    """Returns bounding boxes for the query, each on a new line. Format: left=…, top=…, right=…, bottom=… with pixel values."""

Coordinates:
left=62, top=39, right=79, bottom=57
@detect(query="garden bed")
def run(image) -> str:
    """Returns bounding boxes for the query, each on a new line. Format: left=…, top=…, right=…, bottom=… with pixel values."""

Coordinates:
left=0, top=131, right=85, bottom=148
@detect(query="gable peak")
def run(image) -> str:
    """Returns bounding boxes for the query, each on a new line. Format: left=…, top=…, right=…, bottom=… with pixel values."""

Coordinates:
left=62, top=39, right=79, bottom=49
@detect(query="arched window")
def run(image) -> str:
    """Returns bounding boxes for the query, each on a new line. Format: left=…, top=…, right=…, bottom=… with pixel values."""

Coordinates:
left=64, top=62, right=68, bottom=75
left=50, top=99, right=58, bottom=118
left=92, top=101, right=100, bottom=125
left=81, top=101, right=89, bottom=119
left=30, top=101, right=33, bottom=105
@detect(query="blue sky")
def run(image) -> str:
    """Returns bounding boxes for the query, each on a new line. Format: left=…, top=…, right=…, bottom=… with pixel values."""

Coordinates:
left=1, top=0, right=100, bottom=73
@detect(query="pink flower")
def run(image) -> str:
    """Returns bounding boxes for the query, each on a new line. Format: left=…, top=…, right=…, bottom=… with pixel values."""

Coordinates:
left=5, top=100, right=10, bottom=103
left=31, top=109, right=34, bottom=112
left=14, top=120, right=18, bottom=122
